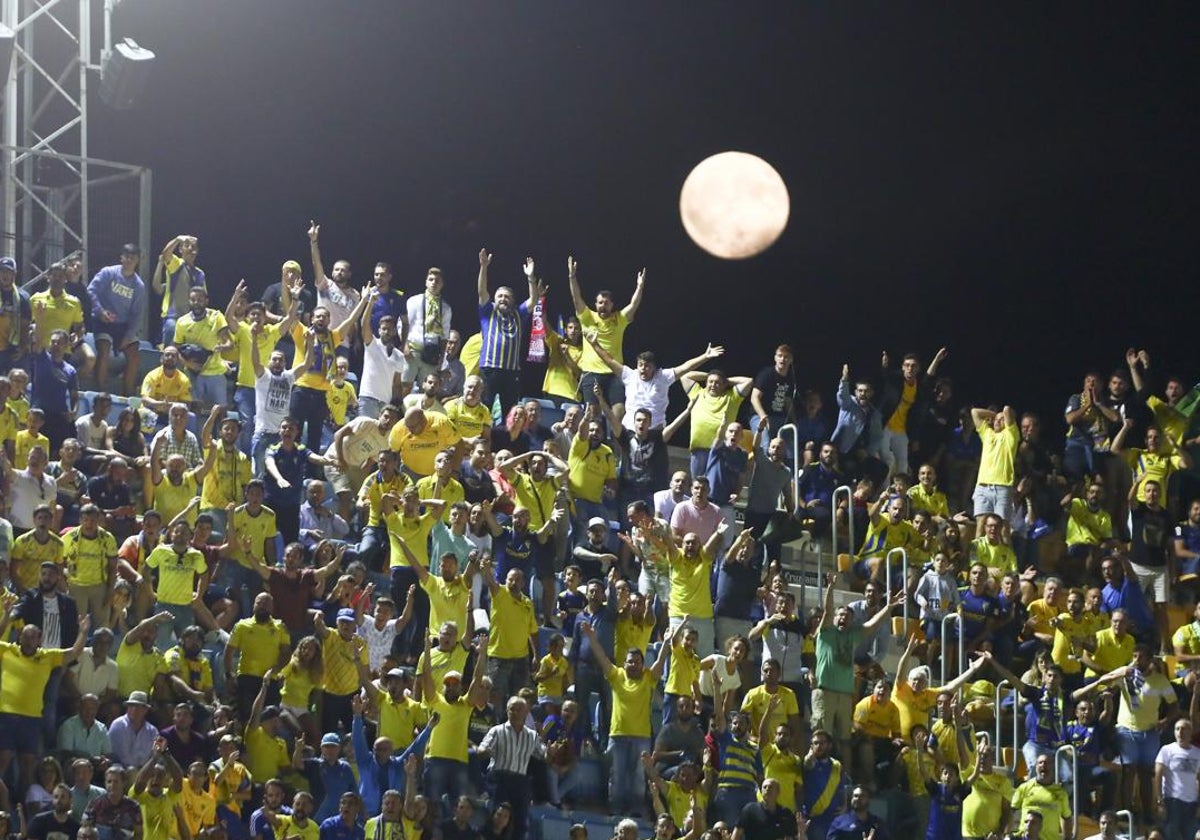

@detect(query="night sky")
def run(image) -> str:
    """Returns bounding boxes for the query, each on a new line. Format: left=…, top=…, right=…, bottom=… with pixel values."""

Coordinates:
left=90, top=1, right=1200, bottom=429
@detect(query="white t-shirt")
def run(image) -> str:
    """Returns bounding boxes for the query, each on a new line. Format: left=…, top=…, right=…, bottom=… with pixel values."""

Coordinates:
left=361, top=338, right=405, bottom=403
left=357, top=618, right=399, bottom=673
left=318, top=281, right=360, bottom=342
left=74, top=416, right=109, bottom=449
left=324, top=416, right=390, bottom=470
left=698, top=653, right=743, bottom=698
left=71, top=650, right=121, bottom=697
left=1156, top=742, right=1200, bottom=801
left=254, top=368, right=296, bottom=434
left=620, top=366, right=677, bottom=430
left=9, top=469, right=57, bottom=529
left=42, top=595, right=62, bottom=648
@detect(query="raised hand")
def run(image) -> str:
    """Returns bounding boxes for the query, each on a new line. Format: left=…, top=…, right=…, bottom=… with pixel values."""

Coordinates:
left=308, top=220, right=320, bottom=242
left=567, top=256, right=577, bottom=279
left=479, top=248, right=492, bottom=267
left=636, top=268, right=646, bottom=286
left=705, top=343, right=725, bottom=359
left=1125, top=347, right=1138, bottom=367
left=351, top=693, right=364, bottom=716
left=523, top=257, right=536, bottom=279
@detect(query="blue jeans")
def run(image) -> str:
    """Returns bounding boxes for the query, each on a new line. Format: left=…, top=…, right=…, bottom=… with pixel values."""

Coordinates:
left=156, top=602, right=195, bottom=651
left=1165, top=797, right=1198, bottom=840
left=288, top=386, right=329, bottom=463
left=41, top=667, right=64, bottom=750
left=1022, top=741, right=1071, bottom=782
left=423, top=757, right=469, bottom=821
left=214, top=560, right=261, bottom=623
left=714, top=786, right=757, bottom=826
left=192, top=373, right=227, bottom=409
left=251, top=431, right=281, bottom=477
left=359, top=396, right=386, bottom=420
left=233, top=386, right=255, bottom=453
left=573, top=498, right=611, bottom=540
left=161, top=317, right=177, bottom=348
left=607, top=736, right=650, bottom=817
left=350, top=525, right=389, bottom=575
left=573, top=661, right=611, bottom=746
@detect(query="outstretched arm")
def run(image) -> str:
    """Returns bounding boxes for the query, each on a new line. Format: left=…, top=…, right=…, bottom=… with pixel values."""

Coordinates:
left=670, top=343, right=724, bottom=380
left=477, top=249, right=492, bottom=306
left=621, top=268, right=646, bottom=320
left=566, top=256, right=587, bottom=315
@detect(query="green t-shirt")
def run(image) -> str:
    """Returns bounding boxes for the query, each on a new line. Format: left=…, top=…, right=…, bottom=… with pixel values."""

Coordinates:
left=814, top=625, right=861, bottom=693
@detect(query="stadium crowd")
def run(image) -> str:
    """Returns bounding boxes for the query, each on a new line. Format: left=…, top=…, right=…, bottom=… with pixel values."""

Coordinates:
left=0, top=223, right=1197, bottom=840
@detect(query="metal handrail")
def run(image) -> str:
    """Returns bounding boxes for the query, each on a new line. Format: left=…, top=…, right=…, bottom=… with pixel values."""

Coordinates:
left=885, top=547, right=909, bottom=627
left=1116, top=810, right=1133, bottom=840
left=776, top=423, right=801, bottom=514
left=831, top=484, right=854, bottom=561
left=994, top=679, right=1019, bottom=774
left=1053, top=744, right=1078, bottom=840
left=940, top=614, right=964, bottom=686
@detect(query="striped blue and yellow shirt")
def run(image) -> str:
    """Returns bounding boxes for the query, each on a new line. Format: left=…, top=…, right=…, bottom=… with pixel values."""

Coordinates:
left=716, top=730, right=761, bottom=791
left=478, top=300, right=528, bottom=370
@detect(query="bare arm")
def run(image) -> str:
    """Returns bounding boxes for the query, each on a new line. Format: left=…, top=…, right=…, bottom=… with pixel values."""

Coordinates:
left=566, top=256, right=587, bottom=315
left=670, top=343, right=724, bottom=380
left=477, top=249, right=492, bottom=306
left=621, top=268, right=646, bottom=320
left=308, top=221, right=328, bottom=290
left=662, top=391, right=698, bottom=444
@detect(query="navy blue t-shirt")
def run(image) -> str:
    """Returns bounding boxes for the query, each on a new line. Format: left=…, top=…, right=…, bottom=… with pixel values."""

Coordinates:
left=265, top=443, right=309, bottom=505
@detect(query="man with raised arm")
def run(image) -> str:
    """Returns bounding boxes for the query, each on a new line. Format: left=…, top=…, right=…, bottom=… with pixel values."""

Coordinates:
left=307, top=221, right=360, bottom=349
left=568, top=256, right=645, bottom=423
left=475, top=249, right=546, bottom=417
left=285, top=291, right=371, bottom=457
left=0, top=607, right=90, bottom=796
left=577, top=612, right=673, bottom=820
left=583, top=328, right=721, bottom=432
left=153, top=235, right=206, bottom=348
left=813, top=572, right=904, bottom=761
left=419, top=633, right=489, bottom=820
left=970, top=404, right=1021, bottom=536
left=357, top=286, right=405, bottom=418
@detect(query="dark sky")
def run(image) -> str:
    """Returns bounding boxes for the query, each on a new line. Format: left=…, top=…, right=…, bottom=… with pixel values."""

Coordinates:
left=92, top=1, right=1200, bottom=429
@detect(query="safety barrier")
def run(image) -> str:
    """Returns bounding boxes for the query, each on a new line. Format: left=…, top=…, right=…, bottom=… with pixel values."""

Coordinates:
left=885, top=547, right=910, bottom=628
left=831, top=485, right=855, bottom=562
left=1115, top=810, right=1133, bottom=840
left=994, top=679, right=1019, bottom=774
left=940, top=613, right=965, bottom=685
left=777, top=423, right=802, bottom=512
left=1053, top=744, right=1078, bottom=840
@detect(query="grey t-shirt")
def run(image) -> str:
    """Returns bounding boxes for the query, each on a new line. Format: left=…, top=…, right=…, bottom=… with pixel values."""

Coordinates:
left=745, top=459, right=793, bottom=514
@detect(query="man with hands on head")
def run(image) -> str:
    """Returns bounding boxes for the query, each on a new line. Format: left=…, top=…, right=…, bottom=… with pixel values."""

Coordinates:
left=132, top=734, right=190, bottom=840
left=349, top=691, right=437, bottom=816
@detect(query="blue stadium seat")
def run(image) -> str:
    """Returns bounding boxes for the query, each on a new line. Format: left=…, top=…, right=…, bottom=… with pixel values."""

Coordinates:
left=106, top=399, right=130, bottom=426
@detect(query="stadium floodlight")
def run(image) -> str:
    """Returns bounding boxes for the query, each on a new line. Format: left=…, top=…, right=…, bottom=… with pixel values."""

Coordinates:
left=98, top=37, right=156, bottom=110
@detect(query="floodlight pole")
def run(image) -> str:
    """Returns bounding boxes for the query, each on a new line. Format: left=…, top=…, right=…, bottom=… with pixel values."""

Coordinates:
left=1, top=0, right=128, bottom=277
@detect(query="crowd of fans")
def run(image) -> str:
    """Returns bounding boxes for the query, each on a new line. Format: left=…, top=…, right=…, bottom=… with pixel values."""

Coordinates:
left=0, top=222, right=1197, bottom=840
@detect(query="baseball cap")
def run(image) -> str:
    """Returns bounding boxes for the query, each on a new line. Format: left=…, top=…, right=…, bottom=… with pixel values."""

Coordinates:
left=387, top=667, right=414, bottom=680
left=587, top=517, right=607, bottom=530
left=0, top=257, right=16, bottom=272
left=443, top=670, right=463, bottom=683
left=336, top=608, right=357, bottom=624
left=321, top=733, right=341, bottom=746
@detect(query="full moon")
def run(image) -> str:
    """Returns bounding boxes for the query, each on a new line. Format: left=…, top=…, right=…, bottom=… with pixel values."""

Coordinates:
left=679, top=151, right=790, bottom=259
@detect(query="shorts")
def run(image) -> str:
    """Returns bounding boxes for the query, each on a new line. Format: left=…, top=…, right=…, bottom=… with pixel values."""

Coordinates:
left=401, top=349, right=441, bottom=385
left=0, top=712, right=42, bottom=753
left=579, top=371, right=625, bottom=406
left=811, top=688, right=853, bottom=737
left=922, top=619, right=954, bottom=642
left=96, top=323, right=137, bottom=348
left=1116, top=726, right=1159, bottom=766
left=972, top=484, right=1014, bottom=519
left=1130, top=560, right=1169, bottom=604
left=325, top=461, right=369, bottom=496
left=532, top=541, right=556, bottom=579
left=281, top=703, right=311, bottom=719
